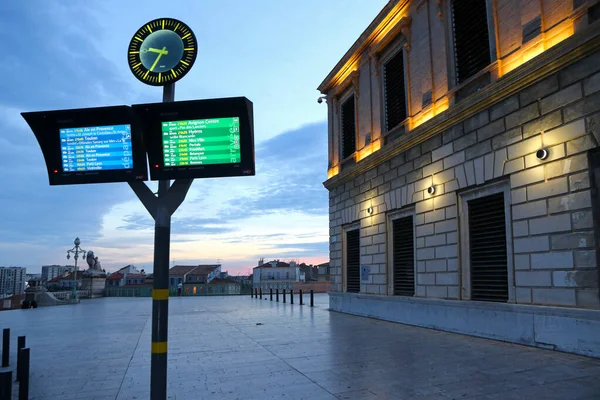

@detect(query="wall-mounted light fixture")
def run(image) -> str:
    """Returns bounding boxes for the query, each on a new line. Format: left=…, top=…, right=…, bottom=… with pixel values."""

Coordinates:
left=317, top=96, right=327, bottom=104
left=536, top=148, right=548, bottom=160
left=427, top=186, right=435, bottom=195
left=367, top=206, right=374, bottom=215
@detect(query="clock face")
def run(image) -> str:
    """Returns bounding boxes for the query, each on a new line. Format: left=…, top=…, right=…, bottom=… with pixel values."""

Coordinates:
left=127, top=18, right=197, bottom=86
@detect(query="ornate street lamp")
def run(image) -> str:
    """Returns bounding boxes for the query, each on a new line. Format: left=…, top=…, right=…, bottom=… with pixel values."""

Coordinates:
left=66, top=237, right=86, bottom=303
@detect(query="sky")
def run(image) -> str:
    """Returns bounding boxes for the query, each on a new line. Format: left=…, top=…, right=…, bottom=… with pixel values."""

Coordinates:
left=0, top=0, right=387, bottom=275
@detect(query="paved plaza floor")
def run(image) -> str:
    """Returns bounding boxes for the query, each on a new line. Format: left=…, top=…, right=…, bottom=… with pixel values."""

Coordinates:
left=1, top=294, right=600, bottom=399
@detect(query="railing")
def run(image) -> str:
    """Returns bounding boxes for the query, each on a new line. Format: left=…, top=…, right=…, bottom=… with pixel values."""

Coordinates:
left=105, top=284, right=253, bottom=297
left=253, top=281, right=294, bottom=291
left=50, top=290, right=90, bottom=301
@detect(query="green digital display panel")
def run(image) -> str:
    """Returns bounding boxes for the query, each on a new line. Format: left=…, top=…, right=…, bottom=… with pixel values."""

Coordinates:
left=162, top=117, right=241, bottom=167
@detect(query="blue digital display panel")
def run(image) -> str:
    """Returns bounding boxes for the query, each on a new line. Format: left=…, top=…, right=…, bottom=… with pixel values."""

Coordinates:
left=59, top=125, right=133, bottom=172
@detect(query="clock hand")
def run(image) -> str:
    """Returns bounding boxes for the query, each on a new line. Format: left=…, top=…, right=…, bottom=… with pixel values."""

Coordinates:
left=149, top=46, right=168, bottom=72
left=147, top=47, right=169, bottom=55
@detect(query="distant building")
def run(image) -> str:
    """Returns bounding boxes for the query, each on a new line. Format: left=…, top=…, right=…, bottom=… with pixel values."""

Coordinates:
left=0, top=267, right=27, bottom=296
left=46, top=271, right=79, bottom=291
left=41, top=265, right=75, bottom=282
left=115, top=265, right=141, bottom=275
left=316, top=262, right=330, bottom=282
left=26, top=273, right=42, bottom=282
left=168, top=265, right=221, bottom=287
left=252, top=260, right=306, bottom=290
left=105, top=266, right=150, bottom=288
left=105, top=273, right=124, bottom=287
left=124, top=274, right=146, bottom=286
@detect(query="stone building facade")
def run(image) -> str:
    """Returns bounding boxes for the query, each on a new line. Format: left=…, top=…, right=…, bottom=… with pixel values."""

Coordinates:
left=319, top=0, right=600, bottom=357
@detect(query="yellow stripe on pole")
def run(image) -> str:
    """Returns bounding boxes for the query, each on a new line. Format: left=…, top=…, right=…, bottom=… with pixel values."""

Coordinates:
left=152, top=289, right=169, bottom=300
left=151, top=341, right=168, bottom=354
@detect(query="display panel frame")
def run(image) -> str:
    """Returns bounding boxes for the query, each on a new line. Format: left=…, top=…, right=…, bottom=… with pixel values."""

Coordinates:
left=21, top=105, right=148, bottom=185
left=133, top=97, right=255, bottom=181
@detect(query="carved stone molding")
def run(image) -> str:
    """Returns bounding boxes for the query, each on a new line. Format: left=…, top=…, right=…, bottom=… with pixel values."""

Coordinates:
left=399, top=16, right=413, bottom=51
left=351, top=71, right=360, bottom=97
left=436, top=0, right=444, bottom=20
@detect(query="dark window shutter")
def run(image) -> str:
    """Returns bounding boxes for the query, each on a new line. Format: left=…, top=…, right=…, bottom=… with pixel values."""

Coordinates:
left=468, top=192, right=508, bottom=302
left=383, top=50, right=407, bottom=131
left=346, top=229, right=360, bottom=293
left=393, top=216, right=414, bottom=296
left=341, top=95, right=356, bottom=160
left=451, top=0, right=491, bottom=84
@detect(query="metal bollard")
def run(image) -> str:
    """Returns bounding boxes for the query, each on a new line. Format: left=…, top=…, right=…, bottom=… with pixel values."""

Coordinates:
left=310, top=290, right=314, bottom=307
left=16, top=336, right=25, bottom=382
left=18, top=348, right=29, bottom=400
left=251, top=288, right=254, bottom=298
left=260, top=288, right=263, bottom=298
left=290, top=289, right=294, bottom=304
left=276, top=289, right=279, bottom=302
left=0, top=370, right=12, bottom=400
left=270, top=289, right=273, bottom=301
left=299, top=289, right=303, bottom=305
left=255, top=288, right=258, bottom=298
left=1, top=328, right=8, bottom=368
left=283, top=289, right=286, bottom=303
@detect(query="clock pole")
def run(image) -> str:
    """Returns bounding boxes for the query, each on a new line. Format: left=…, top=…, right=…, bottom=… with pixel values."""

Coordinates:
left=151, top=82, right=175, bottom=400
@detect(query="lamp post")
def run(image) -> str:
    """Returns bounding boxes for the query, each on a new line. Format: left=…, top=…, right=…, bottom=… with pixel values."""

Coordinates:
left=66, top=237, right=86, bottom=303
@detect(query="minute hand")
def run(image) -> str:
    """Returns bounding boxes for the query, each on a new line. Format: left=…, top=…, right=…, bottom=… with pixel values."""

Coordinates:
left=149, top=46, right=168, bottom=72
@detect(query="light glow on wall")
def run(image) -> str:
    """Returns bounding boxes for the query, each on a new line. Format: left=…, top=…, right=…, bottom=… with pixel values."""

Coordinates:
left=356, top=138, right=382, bottom=162
left=501, top=20, right=574, bottom=76
left=327, top=165, right=340, bottom=179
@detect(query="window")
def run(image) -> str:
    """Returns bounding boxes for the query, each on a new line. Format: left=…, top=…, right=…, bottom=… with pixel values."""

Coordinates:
left=391, top=216, right=415, bottom=296
left=341, top=94, right=356, bottom=160
left=383, top=49, right=407, bottom=132
left=451, top=0, right=491, bottom=84
left=460, top=182, right=514, bottom=302
left=346, top=229, right=360, bottom=293
left=276, top=272, right=280, bottom=279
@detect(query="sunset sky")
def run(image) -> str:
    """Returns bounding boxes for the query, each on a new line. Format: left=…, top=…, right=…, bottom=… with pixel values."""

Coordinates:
left=0, top=0, right=387, bottom=274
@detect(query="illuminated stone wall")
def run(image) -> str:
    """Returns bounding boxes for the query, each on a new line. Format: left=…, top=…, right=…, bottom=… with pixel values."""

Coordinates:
left=326, top=45, right=600, bottom=308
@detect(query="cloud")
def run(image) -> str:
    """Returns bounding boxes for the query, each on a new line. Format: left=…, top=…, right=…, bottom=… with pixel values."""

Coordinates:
left=0, top=3, right=149, bottom=252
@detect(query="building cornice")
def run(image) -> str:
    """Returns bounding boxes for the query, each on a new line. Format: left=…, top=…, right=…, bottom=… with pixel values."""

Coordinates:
left=323, top=27, right=600, bottom=190
left=317, top=0, right=410, bottom=94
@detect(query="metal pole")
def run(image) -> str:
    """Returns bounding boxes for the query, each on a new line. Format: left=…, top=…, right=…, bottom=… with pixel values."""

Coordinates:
left=290, top=289, right=294, bottom=304
left=2, top=328, right=8, bottom=367
left=283, top=289, right=286, bottom=303
left=74, top=255, right=77, bottom=302
left=0, top=370, right=11, bottom=400
left=18, top=348, right=29, bottom=400
left=299, top=289, right=303, bottom=305
left=150, top=83, right=175, bottom=400
left=310, top=289, right=314, bottom=307
left=259, top=288, right=262, bottom=298
left=16, top=336, right=25, bottom=382
left=276, top=289, right=279, bottom=302
left=270, top=289, right=273, bottom=301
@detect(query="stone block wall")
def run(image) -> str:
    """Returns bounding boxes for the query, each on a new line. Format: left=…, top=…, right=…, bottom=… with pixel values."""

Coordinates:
left=328, top=50, right=600, bottom=309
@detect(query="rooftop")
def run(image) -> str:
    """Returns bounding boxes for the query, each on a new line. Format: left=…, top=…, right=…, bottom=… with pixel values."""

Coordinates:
left=169, top=265, right=220, bottom=276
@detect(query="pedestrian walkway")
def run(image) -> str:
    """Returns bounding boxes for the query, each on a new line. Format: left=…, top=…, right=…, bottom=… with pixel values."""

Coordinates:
left=2, top=294, right=600, bottom=399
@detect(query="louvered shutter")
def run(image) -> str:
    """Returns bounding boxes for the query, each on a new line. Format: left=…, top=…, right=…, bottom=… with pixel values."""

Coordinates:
left=451, top=0, right=491, bottom=84
left=393, top=216, right=414, bottom=296
left=383, top=50, right=407, bottom=131
left=341, top=95, right=356, bottom=160
left=468, top=192, right=508, bottom=302
left=346, top=229, right=360, bottom=293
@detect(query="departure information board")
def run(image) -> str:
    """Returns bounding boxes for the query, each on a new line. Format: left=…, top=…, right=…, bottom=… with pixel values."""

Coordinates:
left=162, top=117, right=241, bottom=167
left=59, top=125, right=133, bottom=172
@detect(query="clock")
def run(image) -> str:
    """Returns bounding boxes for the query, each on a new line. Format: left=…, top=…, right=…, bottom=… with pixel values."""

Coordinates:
left=127, top=18, right=197, bottom=86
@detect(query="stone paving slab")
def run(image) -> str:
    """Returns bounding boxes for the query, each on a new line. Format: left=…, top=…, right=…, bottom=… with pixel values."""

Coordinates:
left=1, top=294, right=599, bottom=399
